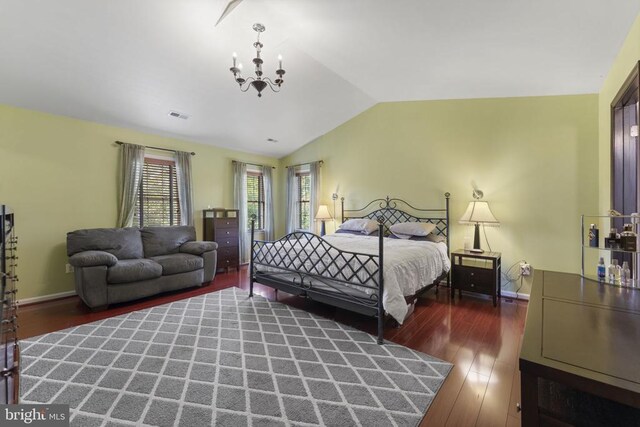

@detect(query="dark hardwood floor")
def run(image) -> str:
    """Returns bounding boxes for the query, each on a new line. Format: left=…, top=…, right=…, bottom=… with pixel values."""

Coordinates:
left=19, top=267, right=527, bottom=426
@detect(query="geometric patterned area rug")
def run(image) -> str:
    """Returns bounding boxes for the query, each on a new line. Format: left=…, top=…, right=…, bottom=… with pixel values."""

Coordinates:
left=20, top=287, right=452, bottom=427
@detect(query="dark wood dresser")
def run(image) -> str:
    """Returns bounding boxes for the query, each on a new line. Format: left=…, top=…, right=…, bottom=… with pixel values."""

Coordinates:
left=520, top=271, right=640, bottom=426
left=203, top=208, right=239, bottom=273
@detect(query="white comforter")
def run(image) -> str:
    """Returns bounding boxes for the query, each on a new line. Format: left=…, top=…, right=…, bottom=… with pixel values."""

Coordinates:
left=256, top=233, right=450, bottom=324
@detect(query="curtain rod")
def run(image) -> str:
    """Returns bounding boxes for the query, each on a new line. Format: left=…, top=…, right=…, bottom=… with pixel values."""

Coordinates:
left=285, top=160, right=324, bottom=169
left=232, top=160, right=276, bottom=169
left=115, top=141, right=195, bottom=156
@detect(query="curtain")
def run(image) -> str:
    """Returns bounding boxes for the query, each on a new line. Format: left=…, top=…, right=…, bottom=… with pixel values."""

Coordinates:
left=309, top=161, right=321, bottom=233
left=285, top=166, right=297, bottom=234
left=262, top=166, right=275, bottom=240
left=174, top=151, right=194, bottom=226
left=233, top=161, right=249, bottom=264
left=116, top=143, right=145, bottom=227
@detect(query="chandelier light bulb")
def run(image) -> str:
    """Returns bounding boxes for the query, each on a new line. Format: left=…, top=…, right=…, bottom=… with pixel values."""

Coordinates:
left=238, top=63, right=243, bottom=70
left=232, top=52, right=237, bottom=67
left=278, top=54, right=282, bottom=69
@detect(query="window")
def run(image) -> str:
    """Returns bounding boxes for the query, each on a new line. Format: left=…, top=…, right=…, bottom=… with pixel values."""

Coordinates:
left=134, top=158, right=181, bottom=227
left=297, top=172, right=311, bottom=230
left=247, top=171, right=265, bottom=229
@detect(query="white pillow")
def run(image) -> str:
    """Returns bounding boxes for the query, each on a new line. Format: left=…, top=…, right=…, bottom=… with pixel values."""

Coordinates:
left=390, top=221, right=436, bottom=237
left=339, top=219, right=379, bottom=235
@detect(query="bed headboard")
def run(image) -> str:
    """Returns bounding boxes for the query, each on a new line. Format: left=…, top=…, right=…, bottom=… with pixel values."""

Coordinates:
left=341, top=193, right=451, bottom=239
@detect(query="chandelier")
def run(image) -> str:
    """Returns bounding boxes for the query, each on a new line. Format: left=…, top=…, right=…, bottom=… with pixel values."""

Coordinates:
left=229, top=23, right=285, bottom=97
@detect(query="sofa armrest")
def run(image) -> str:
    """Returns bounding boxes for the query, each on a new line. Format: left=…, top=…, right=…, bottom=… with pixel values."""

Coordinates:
left=180, top=241, right=218, bottom=256
left=69, top=250, right=118, bottom=268
left=74, top=265, right=109, bottom=309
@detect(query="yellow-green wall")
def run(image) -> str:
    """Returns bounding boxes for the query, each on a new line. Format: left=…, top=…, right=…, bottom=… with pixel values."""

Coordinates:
left=599, top=13, right=640, bottom=215
left=0, top=104, right=279, bottom=300
left=6, top=10, right=639, bottom=300
left=279, top=95, right=600, bottom=294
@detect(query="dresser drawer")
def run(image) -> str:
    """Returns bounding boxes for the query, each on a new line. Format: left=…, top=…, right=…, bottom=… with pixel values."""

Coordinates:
left=218, top=255, right=239, bottom=269
left=217, top=246, right=238, bottom=258
left=214, top=218, right=238, bottom=229
left=216, top=228, right=238, bottom=239
left=217, top=237, right=238, bottom=248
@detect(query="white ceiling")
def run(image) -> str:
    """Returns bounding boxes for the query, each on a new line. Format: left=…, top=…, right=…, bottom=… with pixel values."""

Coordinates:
left=0, top=0, right=638, bottom=157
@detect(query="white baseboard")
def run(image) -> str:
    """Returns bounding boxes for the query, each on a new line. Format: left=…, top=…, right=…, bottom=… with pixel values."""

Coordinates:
left=501, top=290, right=530, bottom=301
left=17, top=290, right=77, bottom=306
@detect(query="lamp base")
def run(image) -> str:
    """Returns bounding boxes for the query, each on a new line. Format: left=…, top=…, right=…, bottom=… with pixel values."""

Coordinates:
left=320, top=220, right=326, bottom=237
left=473, top=223, right=482, bottom=252
left=469, top=248, right=484, bottom=253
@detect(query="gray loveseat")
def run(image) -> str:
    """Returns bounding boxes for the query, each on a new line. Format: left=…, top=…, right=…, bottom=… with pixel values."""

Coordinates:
left=67, top=226, right=217, bottom=309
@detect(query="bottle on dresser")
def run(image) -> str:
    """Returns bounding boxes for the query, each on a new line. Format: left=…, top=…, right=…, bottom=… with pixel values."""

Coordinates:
left=589, top=224, right=599, bottom=247
left=597, top=257, right=606, bottom=280
left=620, top=224, right=637, bottom=251
left=621, top=261, right=631, bottom=286
left=608, top=259, right=619, bottom=284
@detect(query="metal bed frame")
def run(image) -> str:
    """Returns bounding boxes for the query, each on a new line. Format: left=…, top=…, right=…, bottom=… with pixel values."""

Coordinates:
left=250, top=193, right=450, bottom=344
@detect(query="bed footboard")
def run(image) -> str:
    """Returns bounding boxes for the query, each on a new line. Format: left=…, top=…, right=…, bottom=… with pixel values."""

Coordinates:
left=250, top=220, right=386, bottom=344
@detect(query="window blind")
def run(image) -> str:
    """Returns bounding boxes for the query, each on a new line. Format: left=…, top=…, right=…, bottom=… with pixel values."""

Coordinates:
left=134, top=158, right=181, bottom=227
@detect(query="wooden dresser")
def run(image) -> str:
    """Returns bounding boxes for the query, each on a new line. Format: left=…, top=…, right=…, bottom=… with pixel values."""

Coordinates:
left=203, top=208, right=239, bottom=273
left=520, top=271, right=640, bottom=426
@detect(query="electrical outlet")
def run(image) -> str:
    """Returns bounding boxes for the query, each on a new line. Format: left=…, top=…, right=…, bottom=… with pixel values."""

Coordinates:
left=65, top=263, right=74, bottom=274
left=520, top=262, right=531, bottom=276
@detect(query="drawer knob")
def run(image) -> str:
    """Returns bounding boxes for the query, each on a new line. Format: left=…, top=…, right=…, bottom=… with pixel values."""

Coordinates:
left=226, top=222, right=230, bottom=225
left=470, top=283, right=475, bottom=288
left=226, top=241, right=230, bottom=244
left=470, top=272, right=474, bottom=276
left=226, top=231, right=230, bottom=235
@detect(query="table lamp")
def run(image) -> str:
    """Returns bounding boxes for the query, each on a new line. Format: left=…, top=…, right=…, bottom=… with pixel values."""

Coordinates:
left=315, top=205, right=332, bottom=236
left=459, top=200, right=500, bottom=253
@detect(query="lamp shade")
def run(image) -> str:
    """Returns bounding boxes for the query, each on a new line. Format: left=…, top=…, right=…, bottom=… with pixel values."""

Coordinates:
left=459, top=201, right=500, bottom=226
left=315, top=205, right=332, bottom=220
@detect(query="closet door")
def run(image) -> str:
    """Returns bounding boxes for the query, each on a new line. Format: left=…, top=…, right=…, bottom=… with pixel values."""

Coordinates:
left=611, top=62, right=639, bottom=273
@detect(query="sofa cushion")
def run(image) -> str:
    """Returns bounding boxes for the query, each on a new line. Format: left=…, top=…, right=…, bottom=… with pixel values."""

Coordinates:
left=67, top=228, right=144, bottom=260
left=107, top=259, right=162, bottom=284
left=150, top=253, right=204, bottom=275
left=141, top=226, right=196, bottom=258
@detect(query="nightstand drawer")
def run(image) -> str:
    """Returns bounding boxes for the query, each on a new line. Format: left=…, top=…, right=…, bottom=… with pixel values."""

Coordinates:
left=454, top=269, right=493, bottom=292
left=457, top=277, right=494, bottom=293
left=459, top=267, right=494, bottom=286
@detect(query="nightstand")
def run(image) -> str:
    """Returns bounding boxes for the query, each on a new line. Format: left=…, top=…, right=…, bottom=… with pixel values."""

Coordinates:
left=451, top=250, right=501, bottom=307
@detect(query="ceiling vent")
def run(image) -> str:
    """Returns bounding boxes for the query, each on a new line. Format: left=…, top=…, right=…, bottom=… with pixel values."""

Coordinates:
left=168, top=111, right=189, bottom=120
left=266, top=138, right=278, bottom=143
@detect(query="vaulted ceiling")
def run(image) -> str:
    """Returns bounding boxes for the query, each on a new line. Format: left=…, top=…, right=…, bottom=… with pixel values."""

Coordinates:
left=0, top=0, right=638, bottom=157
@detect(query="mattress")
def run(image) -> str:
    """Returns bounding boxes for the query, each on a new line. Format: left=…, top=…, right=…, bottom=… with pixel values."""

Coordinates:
left=253, top=233, right=450, bottom=324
